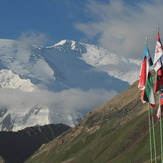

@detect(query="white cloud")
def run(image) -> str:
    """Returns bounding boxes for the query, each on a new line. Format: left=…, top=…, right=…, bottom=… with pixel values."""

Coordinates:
left=0, top=88, right=117, bottom=125
left=75, top=0, right=163, bottom=59
left=14, top=41, right=31, bottom=62
left=11, top=32, right=48, bottom=63
left=18, top=31, right=48, bottom=46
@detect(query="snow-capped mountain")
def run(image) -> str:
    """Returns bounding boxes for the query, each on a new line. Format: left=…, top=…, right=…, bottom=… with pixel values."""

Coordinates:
left=0, top=39, right=140, bottom=131
left=0, top=69, right=36, bottom=92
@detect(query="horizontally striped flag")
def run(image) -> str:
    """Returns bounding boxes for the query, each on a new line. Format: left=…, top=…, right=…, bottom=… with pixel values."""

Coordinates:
left=139, top=37, right=156, bottom=107
left=153, top=30, right=163, bottom=93
left=153, top=31, right=163, bottom=71
left=142, top=72, right=156, bottom=107
left=138, top=38, right=152, bottom=90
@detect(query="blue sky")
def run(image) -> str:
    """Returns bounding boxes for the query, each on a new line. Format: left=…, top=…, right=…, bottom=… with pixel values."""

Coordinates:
left=0, top=0, right=163, bottom=59
left=0, top=0, right=93, bottom=44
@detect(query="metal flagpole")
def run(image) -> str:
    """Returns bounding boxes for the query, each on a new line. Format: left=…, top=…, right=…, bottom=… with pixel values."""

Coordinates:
left=146, top=37, right=153, bottom=163
left=148, top=104, right=153, bottom=163
left=160, top=111, right=163, bottom=163
left=151, top=107, right=157, bottom=163
left=159, top=90, right=163, bottom=163
left=145, top=36, right=154, bottom=163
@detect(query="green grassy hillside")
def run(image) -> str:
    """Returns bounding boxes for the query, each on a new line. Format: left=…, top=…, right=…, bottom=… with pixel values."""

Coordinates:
left=25, top=81, right=162, bottom=163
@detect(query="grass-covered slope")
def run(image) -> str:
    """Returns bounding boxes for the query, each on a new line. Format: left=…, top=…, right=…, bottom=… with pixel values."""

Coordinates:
left=25, top=81, right=161, bottom=163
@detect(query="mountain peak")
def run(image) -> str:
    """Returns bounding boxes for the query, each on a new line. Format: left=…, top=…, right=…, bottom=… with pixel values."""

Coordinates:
left=54, top=40, right=74, bottom=46
left=52, top=40, right=86, bottom=53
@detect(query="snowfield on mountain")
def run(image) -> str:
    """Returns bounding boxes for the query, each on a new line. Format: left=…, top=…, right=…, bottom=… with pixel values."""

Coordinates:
left=0, top=39, right=140, bottom=131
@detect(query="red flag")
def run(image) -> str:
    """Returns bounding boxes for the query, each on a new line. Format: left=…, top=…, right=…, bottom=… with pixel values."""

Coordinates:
left=154, top=67, right=163, bottom=93
left=160, top=90, right=163, bottom=106
left=138, top=56, right=147, bottom=90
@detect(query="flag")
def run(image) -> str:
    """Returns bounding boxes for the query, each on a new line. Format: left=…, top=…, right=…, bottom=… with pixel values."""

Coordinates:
left=156, top=91, right=163, bottom=119
left=160, top=90, right=163, bottom=106
left=138, top=38, right=153, bottom=90
left=154, top=68, right=163, bottom=93
left=153, top=30, right=163, bottom=93
left=144, top=44, right=153, bottom=68
left=142, top=72, right=156, bottom=107
left=138, top=56, right=147, bottom=90
left=153, top=31, right=163, bottom=72
left=140, top=37, right=156, bottom=107
left=157, top=104, right=161, bottom=119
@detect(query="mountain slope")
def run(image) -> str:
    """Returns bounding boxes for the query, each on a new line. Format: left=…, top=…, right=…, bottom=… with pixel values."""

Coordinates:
left=0, top=123, right=70, bottom=163
left=0, top=39, right=131, bottom=92
left=0, top=39, right=134, bottom=131
left=25, top=80, right=158, bottom=163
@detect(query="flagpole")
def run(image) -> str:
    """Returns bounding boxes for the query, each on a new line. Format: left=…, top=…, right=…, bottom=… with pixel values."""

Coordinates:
left=143, top=36, right=157, bottom=162
left=139, top=35, right=158, bottom=162
left=160, top=111, right=163, bottom=163
left=148, top=104, right=153, bottom=163
left=159, top=90, right=163, bottom=163
left=151, top=107, right=157, bottom=163
left=157, top=24, right=163, bottom=163
left=146, top=37, right=154, bottom=163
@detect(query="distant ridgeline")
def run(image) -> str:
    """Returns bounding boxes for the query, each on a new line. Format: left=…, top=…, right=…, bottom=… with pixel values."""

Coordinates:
left=0, top=123, right=70, bottom=163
